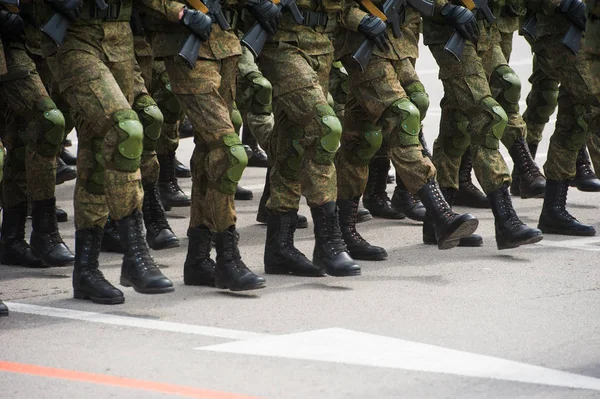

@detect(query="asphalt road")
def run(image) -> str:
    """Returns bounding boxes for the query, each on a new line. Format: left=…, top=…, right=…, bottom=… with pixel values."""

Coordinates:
left=1, top=35, right=600, bottom=399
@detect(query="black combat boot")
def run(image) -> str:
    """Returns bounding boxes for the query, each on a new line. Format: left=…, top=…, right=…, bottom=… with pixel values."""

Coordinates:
left=184, top=226, right=216, bottom=286
left=235, top=185, right=254, bottom=200
left=143, top=185, right=180, bottom=250
left=243, top=127, right=268, bottom=168
left=423, top=188, right=483, bottom=247
left=0, top=300, right=8, bottom=317
left=512, top=142, right=539, bottom=195
left=508, top=138, right=546, bottom=198
left=538, top=180, right=596, bottom=236
left=256, top=167, right=308, bottom=228
left=60, top=147, right=77, bottom=166
left=363, top=157, right=405, bottom=219
left=73, top=227, right=125, bottom=304
left=0, top=203, right=44, bottom=267
left=311, top=202, right=361, bottom=276
left=56, top=156, right=77, bottom=185
left=391, top=179, right=426, bottom=222
left=418, top=179, right=479, bottom=250
left=100, top=216, right=125, bottom=253
left=117, top=209, right=174, bottom=294
left=488, top=184, right=543, bottom=249
left=265, top=211, right=325, bottom=276
left=337, top=198, right=387, bottom=261
left=174, top=156, right=191, bottom=178
left=158, top=153, right=191, bottom=210
left=571, top=146, right=600, bottom=192
left=214, top=227, right=266, bottom=291
left=455, top=149, right=490, bottom=208
left=357, top=203, right=372, bottom=223
left=56, top=207, right=68, bottom=223
left=30, top=197, right=75, bottom=266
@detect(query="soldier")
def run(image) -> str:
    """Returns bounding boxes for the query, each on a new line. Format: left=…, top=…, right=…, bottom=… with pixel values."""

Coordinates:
left=0, top=3, right=75, bottom=268
left=335, top=0, right=481, bottom=259
left=423, top=0, right=543, bottom=249
left=138, top=0, right=266, bottom=290
left=39, top=0, right=174, bottom=304
left=586, top=0, right=600, bottom=99
left=525, top=0, right=598, bottom=236
left=0, top=6, right=9, bottom=315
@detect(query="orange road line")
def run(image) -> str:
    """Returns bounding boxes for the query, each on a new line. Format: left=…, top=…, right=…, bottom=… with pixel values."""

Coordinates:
left=0, top=361, right=264, bottom=399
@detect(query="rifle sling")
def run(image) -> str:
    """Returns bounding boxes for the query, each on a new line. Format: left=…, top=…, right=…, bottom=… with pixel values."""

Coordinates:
left=359, top=0, right=387, bottom=21
left=187, top=0, right=209, bottom=15
left=458, top=0, right=476, bottom=10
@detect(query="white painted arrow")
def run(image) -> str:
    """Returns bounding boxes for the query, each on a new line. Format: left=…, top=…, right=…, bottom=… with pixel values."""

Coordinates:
left=198, top=327, right=600, bottom=391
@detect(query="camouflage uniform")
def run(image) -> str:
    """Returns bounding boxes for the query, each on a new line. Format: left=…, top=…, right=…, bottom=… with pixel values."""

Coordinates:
left=336, top=6, right=436, bottom=199
left=584, top=0, right=600, bottom=169
left=424, top=12, right=512, bottom=194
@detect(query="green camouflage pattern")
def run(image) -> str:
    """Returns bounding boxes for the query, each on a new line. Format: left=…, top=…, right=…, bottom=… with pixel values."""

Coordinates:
left=522, top=54, right=558, bottom=145
left=584, top=0, right=600, bottom=103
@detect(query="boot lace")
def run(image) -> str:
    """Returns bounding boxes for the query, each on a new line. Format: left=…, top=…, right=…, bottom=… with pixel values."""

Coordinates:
left=553, top=183, right=577, bottom=221
left=576, top=149, right=597, bottom=179
left=144, top=187, right=171, bottom=232
left=516, top=139, right=544, bottom=182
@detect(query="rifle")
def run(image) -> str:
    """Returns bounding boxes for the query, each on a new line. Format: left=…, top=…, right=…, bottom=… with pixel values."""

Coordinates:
left=519, top=13, right=537, bottom=41
left=444, top=0, right=495, bottom=61
left=241, top=0, right=304, bottom=58
left=518, top=11, right=582, bottom=54
left=407, top=0, right=434, bottom=17
left=179, top=0, right=230, bottom=69
left=352, top=0, right=404, bottom=72
left=41, top=0, right=108, bottom=46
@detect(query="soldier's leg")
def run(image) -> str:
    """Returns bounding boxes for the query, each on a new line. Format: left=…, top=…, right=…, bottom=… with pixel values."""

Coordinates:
left=165, top=54, right=265, bottom=291
left=259, top=46, right=358, bottom=277
left=0, top=47, right=74, bottom=267
left=486, top=36, right=546, bottom=199
left=429, top=43, right=542, bottom=249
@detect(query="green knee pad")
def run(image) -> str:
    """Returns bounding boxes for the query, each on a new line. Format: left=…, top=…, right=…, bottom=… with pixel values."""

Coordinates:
left=348, top=123, right=383, bottom=166
left=383, top=98, right=421, bottom=147
left=405, top=81, right=430, bottom=121
left=493, top=65, right=522, bottom=113
left=245, top=71, right=273, bottom=115
left=314, top=105, right=342, bottom=165
left=36, top=98, right=66, bottom=157
left=526, top=79, right=559, bottom=123
left=480, top=97, right=508, bottom=150
left=216, top=133, right=248, bottom=194
left=87, top=138, right=106, bottom=195
left=112, top=109, right=144, bottom=172
left=281, top=127, right=304, bottom=180
left=445, top=112, right=471, bottom=157
left=134, top=95, right=163, bottom=152
left=231, top=103, right=243, bottom=135
left=562, top=104, right=588, bottom=151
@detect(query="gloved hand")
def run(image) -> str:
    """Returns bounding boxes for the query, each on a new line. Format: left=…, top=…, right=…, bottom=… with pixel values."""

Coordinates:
left=559, top=0, right=586, bottom=30
left=441, top=4, right=479, bottom=41
left=45, top=0, right=83, bottom=21
left=358, top=15, right=390, bottom=52
left=0, top=10, right=24, bottom=39
left=246, top=0, right=282, bottom=36
left=180, top=7, right=212, bottom=41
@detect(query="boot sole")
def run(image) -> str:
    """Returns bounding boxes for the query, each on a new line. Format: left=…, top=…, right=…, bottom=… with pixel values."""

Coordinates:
left=0, top=310, right=8, bottom=317
left=120, top=277, right=175, bottom=294
left=149, top=239, right=181, bottom=251
left=497, top=233, right=543, bottom=250
left=74, top=291, right=125, bottom=305
left=265, top=265, right=326, bottom=277
left=348, top=252, right=388, bottom=261
left=437, top=219, right=479, bottom=250
left=326, top=268, right=362, bottom=277
left=537, top=225, right=596, bottom=237
left=575, top=185, right=600, bottom=192
left=356, top=214, right=373, bottom=223
left=215, top=281, right=267, bottom=291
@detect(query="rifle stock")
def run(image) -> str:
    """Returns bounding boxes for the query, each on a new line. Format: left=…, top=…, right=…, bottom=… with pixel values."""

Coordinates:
left=519, top=13, right=537, bottom=41
left=40, top=12, right=69, bottom=46
left=562, top=25, right=581, bottom=54
left=351, top=38, right=374, bottom=72
left=444, top=31, right=466, bottom=61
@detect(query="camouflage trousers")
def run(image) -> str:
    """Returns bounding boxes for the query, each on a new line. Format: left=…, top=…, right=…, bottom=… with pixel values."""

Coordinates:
left=258, top=44, right=338, bottom=213
left=429, top=41, right=511, bottom=194
left=164, top=55, right=239, bottom=233
left=0, top=46, right=62, bottom=209
left=585, top=0, right=600, bottom=169
left=532, top=36, right=600, bottom=180
left=336, top=55, right=436, bottom=199
left=47, top=25, right=144, bottom=229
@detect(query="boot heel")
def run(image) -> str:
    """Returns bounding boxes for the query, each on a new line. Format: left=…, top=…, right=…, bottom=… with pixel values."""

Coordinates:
left=73, top=290, right=88, bottom=300
left=120, top=276, right=132, bottom=287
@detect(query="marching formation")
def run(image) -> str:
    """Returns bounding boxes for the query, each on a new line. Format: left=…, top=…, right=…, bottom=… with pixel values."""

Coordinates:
left=0, top=0, right=599, bottom=315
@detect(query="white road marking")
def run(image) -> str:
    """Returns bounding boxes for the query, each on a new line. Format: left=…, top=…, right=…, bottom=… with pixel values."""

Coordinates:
left=6, top=302, right=269, bottom=340
left=537, top=237, right=600, bottom=252
left=198, top=328, right=600, bottom=391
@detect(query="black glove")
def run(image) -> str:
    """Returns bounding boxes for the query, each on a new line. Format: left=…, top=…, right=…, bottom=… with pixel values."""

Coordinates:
left=358, top=15, right=390, bottom=52
left=45, top=0, right=83, bottom=21
left=0, top=10, right=24, bottom=39
left=441, top=4, right=479, bottom=41
left=247, top=0, right=282, bottom=36
left=180, top=7, right=212, bottom=41
left=559, top=0, right=586, bottom=30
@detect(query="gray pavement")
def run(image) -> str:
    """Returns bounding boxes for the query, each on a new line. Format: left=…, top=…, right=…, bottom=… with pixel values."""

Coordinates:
left=1, top=35, right=600, bottom=399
